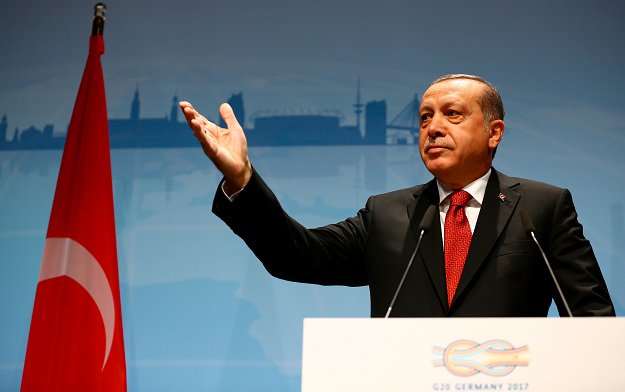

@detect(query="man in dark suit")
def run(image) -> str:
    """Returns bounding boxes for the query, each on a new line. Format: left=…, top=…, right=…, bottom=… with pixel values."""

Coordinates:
left=180, top=74, right=614, bottom=317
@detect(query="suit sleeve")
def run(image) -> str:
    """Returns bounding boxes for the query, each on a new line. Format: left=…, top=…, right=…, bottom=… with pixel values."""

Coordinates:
left=546, top=188, right=615, bottom=316
left=212, top=169, right=371, bottom=286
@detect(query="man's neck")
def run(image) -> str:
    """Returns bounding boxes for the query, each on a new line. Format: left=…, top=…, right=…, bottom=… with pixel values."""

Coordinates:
left=435, top=166, right=492, bottom=191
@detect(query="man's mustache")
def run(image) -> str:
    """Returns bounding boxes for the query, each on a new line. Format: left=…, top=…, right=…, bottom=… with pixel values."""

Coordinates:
left=423, top=138, right=452, bottom=151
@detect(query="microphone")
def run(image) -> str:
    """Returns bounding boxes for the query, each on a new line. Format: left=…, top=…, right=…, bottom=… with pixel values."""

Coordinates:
left=520, top=211, right=573, bottom=317
left=385, top=205, right=437, bottom=318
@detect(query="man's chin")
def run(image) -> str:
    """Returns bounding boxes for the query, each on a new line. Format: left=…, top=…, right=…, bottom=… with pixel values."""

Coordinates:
left=424, top=160, right=452, bottom=177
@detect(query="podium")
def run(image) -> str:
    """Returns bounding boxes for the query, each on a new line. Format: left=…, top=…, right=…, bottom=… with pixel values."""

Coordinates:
left=301, top=318, right=625, bottom=391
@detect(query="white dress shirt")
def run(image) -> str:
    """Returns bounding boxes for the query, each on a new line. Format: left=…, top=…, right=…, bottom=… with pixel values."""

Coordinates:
left=436, top=169, right=491, bottom=243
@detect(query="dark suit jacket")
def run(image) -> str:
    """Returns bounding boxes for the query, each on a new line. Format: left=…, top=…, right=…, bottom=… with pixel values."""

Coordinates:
left=213, top=168, right=614, bottom=317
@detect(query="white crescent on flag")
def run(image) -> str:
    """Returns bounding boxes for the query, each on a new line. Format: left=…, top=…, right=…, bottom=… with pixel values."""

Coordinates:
left=39, top=237, right=115, bottom=370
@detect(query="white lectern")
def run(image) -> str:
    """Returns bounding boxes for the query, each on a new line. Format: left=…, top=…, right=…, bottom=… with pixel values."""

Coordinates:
left=301, top=318, right=625, bottom=391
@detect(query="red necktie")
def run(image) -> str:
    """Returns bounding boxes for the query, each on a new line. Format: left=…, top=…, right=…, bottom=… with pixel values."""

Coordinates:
left=444, top=190, right=472, bottom=307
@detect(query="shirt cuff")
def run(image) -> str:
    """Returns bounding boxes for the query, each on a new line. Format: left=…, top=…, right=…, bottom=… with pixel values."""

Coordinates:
left=221, top=181, right=244, bottom=202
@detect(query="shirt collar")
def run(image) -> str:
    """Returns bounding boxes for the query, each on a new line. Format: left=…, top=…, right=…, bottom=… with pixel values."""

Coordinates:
left=437, top=168, right=491, bottom=206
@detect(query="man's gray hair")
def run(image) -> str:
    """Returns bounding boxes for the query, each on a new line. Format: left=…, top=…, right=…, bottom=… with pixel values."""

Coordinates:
left=430, top=74, right=505, bottom=125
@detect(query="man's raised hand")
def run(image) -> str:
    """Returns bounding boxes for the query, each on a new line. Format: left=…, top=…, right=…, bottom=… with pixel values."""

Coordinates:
left=180, top=101, right=253, bottom=195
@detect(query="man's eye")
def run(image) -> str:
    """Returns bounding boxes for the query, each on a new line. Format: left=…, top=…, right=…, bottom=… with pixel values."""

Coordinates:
left=446, top=110, right=461, bottom=117
left=420, top=113, right=432, bottom=123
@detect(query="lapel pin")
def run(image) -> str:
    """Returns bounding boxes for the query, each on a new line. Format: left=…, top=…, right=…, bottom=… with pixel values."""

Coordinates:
left=498, top=192, right=506, bottom=202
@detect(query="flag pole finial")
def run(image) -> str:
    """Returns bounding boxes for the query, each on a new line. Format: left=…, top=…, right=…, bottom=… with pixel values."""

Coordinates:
left=92, top=3, right=106, bottom=36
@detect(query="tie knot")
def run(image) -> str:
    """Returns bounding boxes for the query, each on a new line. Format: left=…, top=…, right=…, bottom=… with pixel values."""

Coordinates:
left=450, top=190, right=472, bottom=207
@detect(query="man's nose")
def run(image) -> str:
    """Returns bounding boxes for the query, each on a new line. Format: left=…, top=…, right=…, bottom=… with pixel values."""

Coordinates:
left=426, top=113, right=446, bottom=138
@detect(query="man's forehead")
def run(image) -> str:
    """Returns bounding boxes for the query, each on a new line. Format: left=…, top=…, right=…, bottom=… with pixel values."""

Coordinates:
left=421, top=78, right=484, bottom=104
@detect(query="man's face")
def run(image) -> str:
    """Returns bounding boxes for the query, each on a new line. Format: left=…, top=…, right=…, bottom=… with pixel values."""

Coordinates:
left=418, top=78, right=503, bottom=189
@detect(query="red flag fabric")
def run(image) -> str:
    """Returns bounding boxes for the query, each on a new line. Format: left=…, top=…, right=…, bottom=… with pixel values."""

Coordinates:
left=21, top=34, right=127, bottom=391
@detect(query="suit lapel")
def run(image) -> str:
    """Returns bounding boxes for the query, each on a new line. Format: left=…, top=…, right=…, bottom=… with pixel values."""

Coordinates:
left=407, top=180, right=447, bottom=311
left=451, top=170, right=520, bottom=309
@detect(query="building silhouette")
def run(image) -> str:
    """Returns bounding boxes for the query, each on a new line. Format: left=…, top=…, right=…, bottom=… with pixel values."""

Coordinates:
left=1, top=82, right=418, bottom=151
left=108, top=91, right=194, bottom=148
left=0, top=115, right=7, bottom=143
left=219, top=93, right=245, bottom=129
left=249, top=112, right=361, bottom=146
left=364, top=100, right=387, bottom=145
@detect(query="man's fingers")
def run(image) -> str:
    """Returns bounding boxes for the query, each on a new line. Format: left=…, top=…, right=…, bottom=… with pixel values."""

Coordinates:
left=180, top=100, right=251, bottom=190
left=190, top=118, right=220, bottom=159
left=181, top=102, right=229, bottom=158
left=190, top=118, right=216, bottom=145
left=219, top=103, right=242, bottom=130
left=179, top=101, right=196, bottom=123
left=180, top=101, right=213, bottom=129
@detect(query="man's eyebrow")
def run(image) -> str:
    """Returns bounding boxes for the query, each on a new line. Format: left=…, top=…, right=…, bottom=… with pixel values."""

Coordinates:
left=418, top=103, right=432, bottom=111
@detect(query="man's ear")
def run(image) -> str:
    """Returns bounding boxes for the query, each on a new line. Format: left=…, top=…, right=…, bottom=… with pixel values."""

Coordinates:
left=488, top=119, right=505, bottom=149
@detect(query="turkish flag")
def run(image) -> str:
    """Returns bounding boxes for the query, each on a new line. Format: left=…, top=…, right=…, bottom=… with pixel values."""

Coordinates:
left=21, top=34, right=127, bottom=391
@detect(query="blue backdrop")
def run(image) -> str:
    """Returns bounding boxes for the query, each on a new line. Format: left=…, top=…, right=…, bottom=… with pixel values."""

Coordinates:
left=1, top=1, right=624, bottom=390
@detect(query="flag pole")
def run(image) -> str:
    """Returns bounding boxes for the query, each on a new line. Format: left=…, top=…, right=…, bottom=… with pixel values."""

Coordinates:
left=92, top=3, right=106, bottom=36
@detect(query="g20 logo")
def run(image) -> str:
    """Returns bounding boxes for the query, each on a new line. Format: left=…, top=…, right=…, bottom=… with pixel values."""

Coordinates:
left=432, top=339, right=529, bottom=377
